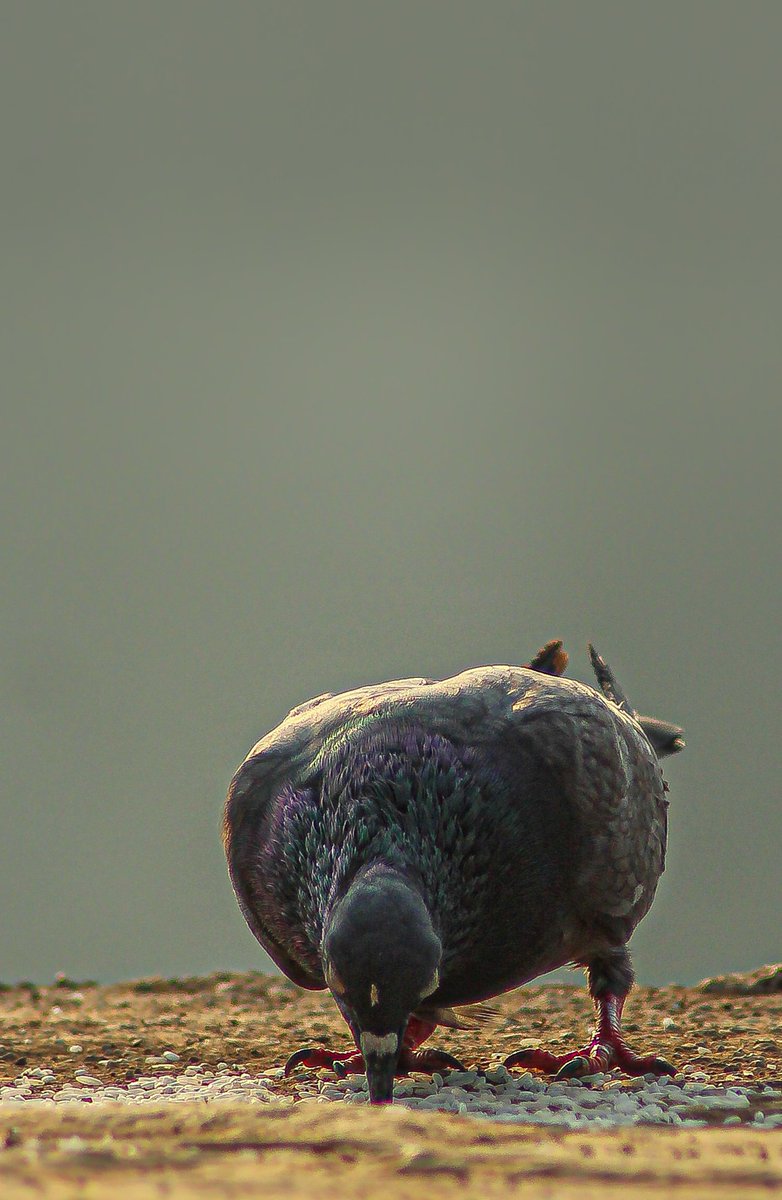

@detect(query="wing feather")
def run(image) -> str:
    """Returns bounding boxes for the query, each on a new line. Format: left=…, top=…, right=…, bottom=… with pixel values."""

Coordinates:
left=224, top=753, right=325, bottom=988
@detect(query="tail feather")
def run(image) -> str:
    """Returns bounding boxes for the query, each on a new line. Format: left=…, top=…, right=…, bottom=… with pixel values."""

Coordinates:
left=588, top=643, right=633, bottom=712
left=588, top=643, right=685, bottom=759
left=419, top=1002, right=501, bottom=1031
left=527, top=639, right=569, bottom=676
left=636, top=715, right=686, bottom=758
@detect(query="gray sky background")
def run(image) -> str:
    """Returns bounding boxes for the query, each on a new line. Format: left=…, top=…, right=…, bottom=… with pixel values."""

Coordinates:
left=2, top=2, right=780, bottom=988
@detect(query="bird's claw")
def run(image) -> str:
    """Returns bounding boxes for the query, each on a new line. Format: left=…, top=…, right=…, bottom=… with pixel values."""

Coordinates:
left=284, top=1047, right=318, bottom=1076
left=428, top=1051, right=466, bottom=1074
left=648, top=1057, right=677, bottom=1076
left=437, top=1051, right=467, bottom=1073
left=398, top=1046, right=466, bottom=1075
left=554, top=1056, right=592, bottom=1080
left=503, top=1048, right=557, bottom=1072
left=332, top=1058, right=364, bottom=1078
left=284, top=1047, right=365, bottom=1077
left=284, top=1043, right=465, bottom=1080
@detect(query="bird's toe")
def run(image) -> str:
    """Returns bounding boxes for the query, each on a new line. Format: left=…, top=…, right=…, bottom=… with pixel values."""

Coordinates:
left=554, top=1055, right=593, bottom=1080
left=284, top=1046, right=364, bottom=1076
left=432, top=1051, right=467, bottom=1074
left=284, top=1047, right=318, bottom=1076
left=399, top=1046, right=466, bottom=1076
left=648, top=1056, right=677, bottom=1076
left=503, top=1049, right=534, bottom=1069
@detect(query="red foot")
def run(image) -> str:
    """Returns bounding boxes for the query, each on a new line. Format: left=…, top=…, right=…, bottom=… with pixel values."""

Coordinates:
left=284, top=1014, right=465, bottom=1079
left=504, top=993, right=676, bottom=1080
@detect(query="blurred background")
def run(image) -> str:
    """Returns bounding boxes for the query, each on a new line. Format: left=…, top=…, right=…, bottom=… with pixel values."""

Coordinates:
left=2, top=2, right=780, bottom=987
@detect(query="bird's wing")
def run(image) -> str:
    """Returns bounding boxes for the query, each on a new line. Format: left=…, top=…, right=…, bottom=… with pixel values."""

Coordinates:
left=482, top=669, right=669, bottom=936
left=224, top=677, right=442, bottom=989
left=223, top=752, right=325, bottom=988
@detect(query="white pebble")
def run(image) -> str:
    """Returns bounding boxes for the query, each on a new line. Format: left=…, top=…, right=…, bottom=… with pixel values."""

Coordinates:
left=445, top=1070, right=479, bottom=1086
left=0, top=1064, right=774, bottom=1131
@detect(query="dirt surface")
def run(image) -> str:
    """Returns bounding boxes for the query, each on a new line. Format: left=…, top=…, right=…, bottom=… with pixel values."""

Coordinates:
left=2, top=1102, right=782, bottom=1200
left=2, top=971, right=780, bottom=1094
left=1, top=971, right=781, bottom=1198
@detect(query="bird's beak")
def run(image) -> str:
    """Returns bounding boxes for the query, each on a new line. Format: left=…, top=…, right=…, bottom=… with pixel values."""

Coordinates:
left=360, top=1031, right=400, bottom=1105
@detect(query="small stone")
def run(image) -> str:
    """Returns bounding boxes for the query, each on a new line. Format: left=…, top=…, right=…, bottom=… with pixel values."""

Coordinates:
left=483, top=1066, right=511, bottom=1085
left=444, top=1070, right=479, bottom=1087
left=58, top=1136, right=89, bottom=1152
left=662, top=1017, right=679, bottom=1032
left=163, top=1051, right=180, bottom=1062
left=68, top=1045, right=83, bottom=1054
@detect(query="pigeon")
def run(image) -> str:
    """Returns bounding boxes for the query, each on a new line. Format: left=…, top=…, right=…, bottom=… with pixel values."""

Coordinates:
left=223, top=641, right=684, bottom=1103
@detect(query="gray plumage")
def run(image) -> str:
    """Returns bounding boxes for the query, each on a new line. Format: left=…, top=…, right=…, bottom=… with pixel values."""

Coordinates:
left=224, top=651, right=679, bottom=1052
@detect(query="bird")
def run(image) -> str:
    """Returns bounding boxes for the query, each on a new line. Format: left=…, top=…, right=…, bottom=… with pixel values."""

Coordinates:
left=223, top=640, right=684, bottom=1104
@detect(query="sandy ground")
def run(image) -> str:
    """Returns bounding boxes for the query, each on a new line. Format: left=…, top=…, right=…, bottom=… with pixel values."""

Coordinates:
left=1, top=970, right=781, bottom=1198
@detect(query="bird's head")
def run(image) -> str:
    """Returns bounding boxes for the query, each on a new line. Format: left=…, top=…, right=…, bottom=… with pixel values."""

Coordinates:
left=322, top=867, right=441, bottom=1103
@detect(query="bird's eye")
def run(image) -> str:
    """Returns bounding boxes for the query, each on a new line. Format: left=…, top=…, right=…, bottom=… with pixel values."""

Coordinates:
left=325, top=966, right=346, bottom=995
left=419, top=968, right=439, bottom=1000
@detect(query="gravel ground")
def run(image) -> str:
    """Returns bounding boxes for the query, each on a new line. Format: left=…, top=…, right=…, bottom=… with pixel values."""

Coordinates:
left=2, top=970, right=781, bottom=1129
left=2, top=972, right=781, bottom=1199
left=3, top=1061, right=782, bottom=1129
